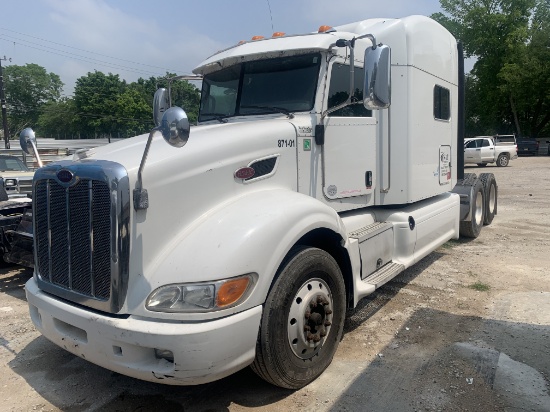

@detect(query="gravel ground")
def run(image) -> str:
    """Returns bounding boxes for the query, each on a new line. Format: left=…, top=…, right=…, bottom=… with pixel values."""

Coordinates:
left=1, top=156, right=549, bottom=412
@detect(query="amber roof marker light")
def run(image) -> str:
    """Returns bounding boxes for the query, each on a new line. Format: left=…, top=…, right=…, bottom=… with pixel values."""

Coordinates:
left=318, top=25, right=335, bottom=33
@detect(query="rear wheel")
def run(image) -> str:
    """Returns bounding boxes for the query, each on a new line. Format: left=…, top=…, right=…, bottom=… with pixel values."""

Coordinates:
left=459, top=179, right=485, bottom=238
left=479, top=173, right=497, bottom=225
left=497, top=153, right=509, bottom=167
left=252, top=246, right=345, bottom=389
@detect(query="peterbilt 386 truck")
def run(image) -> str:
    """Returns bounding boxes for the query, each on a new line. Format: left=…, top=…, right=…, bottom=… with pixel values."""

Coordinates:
left=25, top=15, right=497, bottom=389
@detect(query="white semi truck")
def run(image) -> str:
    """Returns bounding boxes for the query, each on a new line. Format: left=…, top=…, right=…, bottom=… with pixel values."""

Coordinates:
left=25, top=15, right=498, bottom=389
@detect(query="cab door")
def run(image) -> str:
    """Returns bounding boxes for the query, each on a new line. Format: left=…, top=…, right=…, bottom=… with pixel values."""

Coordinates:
left=321, top=61, right=376, bottom=205
left=464, top=139, right=482, bottom=163
left=322, top=117, right=376, bottom=200
left=479, top=138, right=494, bottom=162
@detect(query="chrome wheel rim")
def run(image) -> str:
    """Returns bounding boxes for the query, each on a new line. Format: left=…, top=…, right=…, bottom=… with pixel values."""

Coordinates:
left=287, top=278, right=333, bottom=360
left=474, top=190, right=483, bottom=226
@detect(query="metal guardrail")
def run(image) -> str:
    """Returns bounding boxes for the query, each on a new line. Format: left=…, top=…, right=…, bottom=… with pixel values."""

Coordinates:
left=0, top=137, right=123, bottom=169
left=0, top=148, right=69, bottom=169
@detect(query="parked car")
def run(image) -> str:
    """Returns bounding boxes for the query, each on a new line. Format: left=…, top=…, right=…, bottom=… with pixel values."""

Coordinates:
left=517, top=138, right=539, bottom=156
left=0, top=155, right=34, bottom=198
left=464, top=136, right=517, bottom=167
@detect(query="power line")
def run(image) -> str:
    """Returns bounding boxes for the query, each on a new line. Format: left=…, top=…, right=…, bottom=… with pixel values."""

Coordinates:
left=266, top=0, right=275, bottom=32
left=0, top=36, right=166, bottom=77
left=0, top=27, right=183, bottom=73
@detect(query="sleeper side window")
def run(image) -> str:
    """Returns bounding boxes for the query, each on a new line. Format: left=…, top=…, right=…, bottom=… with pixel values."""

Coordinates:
left=434, top=85, right=450, bottom=120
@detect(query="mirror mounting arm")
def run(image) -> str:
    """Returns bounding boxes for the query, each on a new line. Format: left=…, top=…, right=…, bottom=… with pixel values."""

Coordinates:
left=133, top=127, right=159, bottom=210
left=321, top=37, right=358, bottom=121
left=356, top=33, right=378, bottom=50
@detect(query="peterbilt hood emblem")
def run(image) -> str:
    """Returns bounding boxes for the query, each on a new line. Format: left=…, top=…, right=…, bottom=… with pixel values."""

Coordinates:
left=57, top=169, right=74, bottom=183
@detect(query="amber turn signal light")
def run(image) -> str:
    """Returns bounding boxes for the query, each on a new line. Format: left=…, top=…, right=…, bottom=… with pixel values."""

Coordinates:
left=216, top=277, right=251, bottom=307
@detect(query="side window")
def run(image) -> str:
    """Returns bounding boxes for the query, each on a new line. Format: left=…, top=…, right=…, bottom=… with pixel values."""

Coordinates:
left=482, top=139, right=490, bottom=147
left=465, top=140, right=481, bottom=149
left=434, top=85, right=450, bottom=120
left=327, top=63, right=371, bottom=117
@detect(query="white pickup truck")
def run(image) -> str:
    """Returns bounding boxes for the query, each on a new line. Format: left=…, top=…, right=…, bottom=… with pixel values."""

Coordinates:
left=464, top=136, right=517, bottom=167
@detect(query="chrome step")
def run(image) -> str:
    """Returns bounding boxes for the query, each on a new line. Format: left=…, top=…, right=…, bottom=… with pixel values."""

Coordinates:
left=363, top=262, right=405, bottom=288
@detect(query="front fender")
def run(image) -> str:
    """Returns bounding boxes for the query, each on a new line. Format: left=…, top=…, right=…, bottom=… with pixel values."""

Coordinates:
left=127, top=189, right=348, bottom=320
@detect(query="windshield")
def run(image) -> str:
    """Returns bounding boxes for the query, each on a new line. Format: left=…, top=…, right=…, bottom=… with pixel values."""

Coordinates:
left=199, top=53, right=321, bottom=122
left=0, top=157, right=29, bottom=172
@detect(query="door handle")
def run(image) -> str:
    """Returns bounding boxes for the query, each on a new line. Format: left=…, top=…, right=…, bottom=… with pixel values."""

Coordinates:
left=365, top=171, right=372, bottom=189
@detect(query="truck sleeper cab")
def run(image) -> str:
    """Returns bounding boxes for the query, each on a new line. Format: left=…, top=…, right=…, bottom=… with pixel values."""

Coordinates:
left=25, top=15, right=496, bottom=389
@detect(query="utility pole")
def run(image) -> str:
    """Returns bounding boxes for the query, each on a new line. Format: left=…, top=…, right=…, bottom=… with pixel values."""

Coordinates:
left=0, top=55, right=12, bottom=149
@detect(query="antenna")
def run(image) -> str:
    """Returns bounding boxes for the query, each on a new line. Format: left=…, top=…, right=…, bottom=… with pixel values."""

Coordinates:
left=266, top=0, right=274, bottom=32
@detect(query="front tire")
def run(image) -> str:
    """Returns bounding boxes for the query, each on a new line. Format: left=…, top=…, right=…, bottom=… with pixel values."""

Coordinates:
left=497, top=153, right=509, bottom=167
left=252, top=247, right=345, bottom=389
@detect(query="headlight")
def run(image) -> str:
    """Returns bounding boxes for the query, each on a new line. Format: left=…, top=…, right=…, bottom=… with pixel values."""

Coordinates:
left=4, top=179, right=17, bottom=187
left=146, top=274, right=256, bottom=313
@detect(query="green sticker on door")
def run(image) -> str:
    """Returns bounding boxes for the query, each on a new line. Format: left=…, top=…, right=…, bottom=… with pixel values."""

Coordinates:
left=303, top=139, right=311, bottom=151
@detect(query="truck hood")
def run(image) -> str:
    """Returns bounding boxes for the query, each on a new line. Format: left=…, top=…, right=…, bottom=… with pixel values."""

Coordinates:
left=82, top=118, right=303, bottom=301
left=82, top=119, right=295, bottom=174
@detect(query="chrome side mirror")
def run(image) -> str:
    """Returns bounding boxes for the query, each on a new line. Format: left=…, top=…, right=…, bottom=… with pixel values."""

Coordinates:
left=153, top=88, right=170, bottom=127
left=160, top=107, right=190, bottom=148
left=364, top=44, right=391, bottom=110
left=19, top=127, right=43, bottom=168
left=19, top=127, right=36, bottom=154
left=134, top=106, right=191, bottom=210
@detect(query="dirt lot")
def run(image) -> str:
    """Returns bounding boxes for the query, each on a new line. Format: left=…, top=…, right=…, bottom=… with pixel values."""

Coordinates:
left=1, top=156, right=549, bottom=412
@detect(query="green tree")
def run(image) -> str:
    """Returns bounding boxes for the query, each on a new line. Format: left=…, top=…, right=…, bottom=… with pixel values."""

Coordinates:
left=36, top=98, right=79, bottom=139
left=130, top=74, right=200, bottom=123
left=114, top=88, right=152, bottom=137
left=74, top=71, right=126, bottom=137
left=3, top=63, right=63, bottom=137
left=433, top=0, right=550, bottom=137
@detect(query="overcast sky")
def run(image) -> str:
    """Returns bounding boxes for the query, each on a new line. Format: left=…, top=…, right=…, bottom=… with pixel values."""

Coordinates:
left=1, top=0, right=445, bottom=95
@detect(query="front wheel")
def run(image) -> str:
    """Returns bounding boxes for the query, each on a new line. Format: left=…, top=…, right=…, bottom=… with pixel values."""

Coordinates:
left=251, top=247, right=346, bottom=389
left=497, top=153, right=509, bottom=167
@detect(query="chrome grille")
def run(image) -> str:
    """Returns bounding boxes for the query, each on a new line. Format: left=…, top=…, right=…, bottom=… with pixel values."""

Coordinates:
left=33, top=160, right=130, bottom=313
left=35, top=179, right=111, bottom=299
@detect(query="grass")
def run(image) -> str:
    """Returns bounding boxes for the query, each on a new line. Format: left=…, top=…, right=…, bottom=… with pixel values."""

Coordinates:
left=468, top=281, right=490, bottom=292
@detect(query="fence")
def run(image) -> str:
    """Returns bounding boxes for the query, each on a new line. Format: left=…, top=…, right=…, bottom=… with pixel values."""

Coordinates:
left=0, top=138, right=123, bottom=169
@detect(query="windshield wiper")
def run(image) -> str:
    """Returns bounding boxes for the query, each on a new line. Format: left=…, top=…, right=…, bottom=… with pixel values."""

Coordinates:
left=240, top=105, right=295, bottom=119
left=200, top=113, right=231, bottom=123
